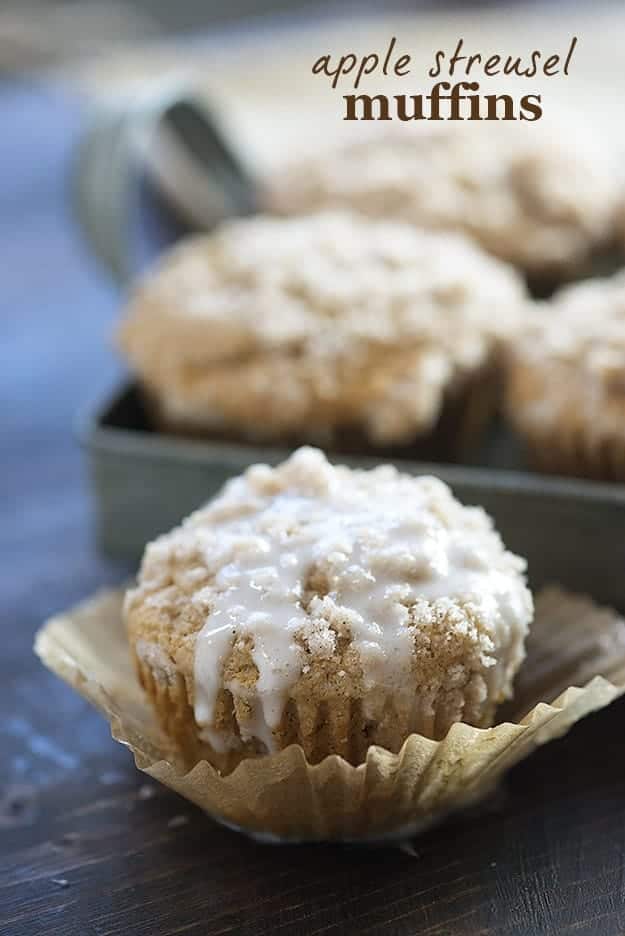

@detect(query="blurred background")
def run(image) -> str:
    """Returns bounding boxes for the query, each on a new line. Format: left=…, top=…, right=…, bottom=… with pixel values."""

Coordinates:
left=3, top=0, right=625, bottom=542
left=3, top=0, right=625, bottom=585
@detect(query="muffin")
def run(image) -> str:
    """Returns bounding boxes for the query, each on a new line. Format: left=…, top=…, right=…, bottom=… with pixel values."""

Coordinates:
left=124, top=447, right=533, bottom=770
left=266, top=123, right=622, bottom=290
left=118, top=212, right=525, bottom=457
left=505, top=271, right=625, bottom=481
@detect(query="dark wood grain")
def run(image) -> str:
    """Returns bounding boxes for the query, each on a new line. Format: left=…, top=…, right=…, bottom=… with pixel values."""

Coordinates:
left=2, top=81, right=625, bottom=936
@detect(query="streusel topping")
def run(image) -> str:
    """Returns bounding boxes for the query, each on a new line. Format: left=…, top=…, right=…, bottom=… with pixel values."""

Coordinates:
left=127, top=448, right=532, bottom=752
left=118, top=212, right=524, bottom=444
left=521, top=273, right=625, bottom=368
left=267, top=124, right=621, bottom=277
left=506, top=272, right=625, bottom=437
left=120, top=211, right=523, bottom=357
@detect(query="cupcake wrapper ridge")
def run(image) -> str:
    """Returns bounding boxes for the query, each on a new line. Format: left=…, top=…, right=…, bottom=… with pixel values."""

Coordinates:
left=35, top=587, right=625, bottom=842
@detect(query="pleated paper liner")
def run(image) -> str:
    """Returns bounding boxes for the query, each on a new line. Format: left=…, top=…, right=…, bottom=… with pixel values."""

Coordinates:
left=143, top=356, right=500, bottom=465
left=505, top=358, right=625, bottom=484
left=521, top=425, right=625, bottom=484
left=35, top=586, right=625, bottom=843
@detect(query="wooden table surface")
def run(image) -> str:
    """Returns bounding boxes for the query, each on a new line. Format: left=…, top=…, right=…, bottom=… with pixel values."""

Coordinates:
left=2, top=80, right=625, bottom=936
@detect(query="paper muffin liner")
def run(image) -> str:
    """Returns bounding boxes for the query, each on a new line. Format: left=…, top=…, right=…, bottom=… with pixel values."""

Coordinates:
left=35, top=586, right=625, bottom=842
left=518, top=425, right=625, bottom=484
left=426, top=358, right=500, bottom=462
left=142, top=358, right=499, bottom=465
left=133, top=646, right=503, bottom=770
left=505, top=354, right=625, bottom=483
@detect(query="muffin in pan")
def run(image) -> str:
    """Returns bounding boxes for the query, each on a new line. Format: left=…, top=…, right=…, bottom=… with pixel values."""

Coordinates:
left=266, top=124, right=623, bottom=292
left=505, top=271, right=625, bottom=481
left=124, top=447, right=533, bottom=769
left=118, top=212, right=525, bottom=459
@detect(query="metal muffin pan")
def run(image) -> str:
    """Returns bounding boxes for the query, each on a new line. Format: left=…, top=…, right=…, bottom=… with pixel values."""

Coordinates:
left=82, top=381, right=625, bottom=615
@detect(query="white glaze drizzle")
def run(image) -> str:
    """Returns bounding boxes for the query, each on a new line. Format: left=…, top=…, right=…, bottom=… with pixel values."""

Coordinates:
left=192, top=449, right=529, bottom=752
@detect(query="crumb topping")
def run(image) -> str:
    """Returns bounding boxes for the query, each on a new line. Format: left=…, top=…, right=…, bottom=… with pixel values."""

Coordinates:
left=121, top=212, right=521, bottom=356
left=524, top=273, right=625, bottom=366
left=126, top=448, right=532, bottom=752
left=506, top=271, right=625, bottom=435
left=267, top=124, right=621, bottom=276
left=118, top=212, right=524, bottom=444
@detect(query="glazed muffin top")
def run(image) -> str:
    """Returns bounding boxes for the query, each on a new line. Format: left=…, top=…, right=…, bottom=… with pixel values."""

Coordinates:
left=266, top=124, right=622, bottom=280
left=118, top=212, right=525, bottom=444
left=125, top=448, right=532, bottom=754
